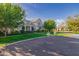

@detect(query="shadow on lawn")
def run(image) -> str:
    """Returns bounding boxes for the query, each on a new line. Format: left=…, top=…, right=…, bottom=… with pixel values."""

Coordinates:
left=1, top=36, right=79, bottom=56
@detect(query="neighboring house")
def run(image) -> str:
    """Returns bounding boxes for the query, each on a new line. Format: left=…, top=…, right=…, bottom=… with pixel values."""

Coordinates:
left=18, top=18, right=43, bottom=32
left=56, top=22, right=67, bottom=32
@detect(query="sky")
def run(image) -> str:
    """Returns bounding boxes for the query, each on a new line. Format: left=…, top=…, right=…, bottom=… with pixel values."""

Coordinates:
left=20, top=3, right=79, bottom=24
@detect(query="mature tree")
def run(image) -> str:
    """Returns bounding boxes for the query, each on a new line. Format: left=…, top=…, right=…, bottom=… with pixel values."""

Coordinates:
left=66, top=16, right=79, bottom=32
left=0, top=3, right=25, bottom=37
left=44, top=19, right=56, bottom=34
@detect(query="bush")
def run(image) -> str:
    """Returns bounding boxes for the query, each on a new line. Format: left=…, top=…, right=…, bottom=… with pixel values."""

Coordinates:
left=50, top=31, right=54, bottom=34
left=10, top=31, right=20, bottom=35
left=36, top=29, right=41, bottom=32
left=36, top=29, right=46, bottom=33
left=0, top=31, right=4, bottom=36
left=20, top=26, right=25, bottom=33
left=20, top=30, right=25, bottom=33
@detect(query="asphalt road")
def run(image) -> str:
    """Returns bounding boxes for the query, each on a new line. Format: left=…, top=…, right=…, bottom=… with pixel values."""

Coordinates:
left=70, top=34, right=79, bottom=39
left=1, top=36, right=79, bottom=56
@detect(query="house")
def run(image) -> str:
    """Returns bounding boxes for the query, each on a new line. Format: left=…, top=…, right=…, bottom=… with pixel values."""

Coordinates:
left=56, top=22, right=69, bottom=32
left=56, top=22, right=66, bottom=31
left=18, top=18, right=43, bottom=32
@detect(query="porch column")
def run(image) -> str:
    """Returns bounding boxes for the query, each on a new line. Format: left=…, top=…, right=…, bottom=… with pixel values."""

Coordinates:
left=24, top=25, right=26, bottom=31
left=29, top=26, right=32, bottom=31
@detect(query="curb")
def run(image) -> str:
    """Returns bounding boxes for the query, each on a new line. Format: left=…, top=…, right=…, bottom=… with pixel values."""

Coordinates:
left=5, top=36, right=49, bottom=47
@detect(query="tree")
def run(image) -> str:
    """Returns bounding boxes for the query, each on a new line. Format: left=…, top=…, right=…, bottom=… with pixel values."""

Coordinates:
left=0, top=3, right=25, bottom=37
left=66, top=16, right=79, bottom=32
left=44, top=19, right=56, bottom=34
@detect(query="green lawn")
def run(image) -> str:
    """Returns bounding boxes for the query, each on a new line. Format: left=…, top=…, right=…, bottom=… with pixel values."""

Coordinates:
left=0, top=32, right=74, bottom=47
left=54, top=32, right=73, bottom=37
left=0, top=33, right=47, bottom=47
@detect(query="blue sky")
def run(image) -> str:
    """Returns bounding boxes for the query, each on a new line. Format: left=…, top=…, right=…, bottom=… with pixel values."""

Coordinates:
left=20, top=3, right=79, bottom=24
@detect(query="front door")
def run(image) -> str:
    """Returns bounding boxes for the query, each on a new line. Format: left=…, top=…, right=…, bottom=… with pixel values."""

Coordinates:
left=31, top=27, right=34, bottom=31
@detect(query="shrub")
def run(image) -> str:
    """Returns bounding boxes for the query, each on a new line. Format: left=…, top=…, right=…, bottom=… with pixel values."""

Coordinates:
left=0, top=31, right=4, bottom=36
left=11, top=31, right=20, bottom=35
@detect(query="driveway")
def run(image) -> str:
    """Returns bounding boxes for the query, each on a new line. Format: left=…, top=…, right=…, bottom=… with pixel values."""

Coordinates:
left=0, top=36, right=79, bottom=56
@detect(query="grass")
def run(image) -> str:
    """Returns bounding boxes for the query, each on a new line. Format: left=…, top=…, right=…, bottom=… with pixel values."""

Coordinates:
left=73, top=32, right=79, bottom=34
left=0, top=32, right=47, bottom=47
left=0, top=32, right=74, bottom=47
left=54, top=32, right=73, bottom=37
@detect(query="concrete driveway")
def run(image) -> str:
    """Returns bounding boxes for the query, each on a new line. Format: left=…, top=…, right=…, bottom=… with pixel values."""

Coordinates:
left=0, top=36, right=79, bottom=56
